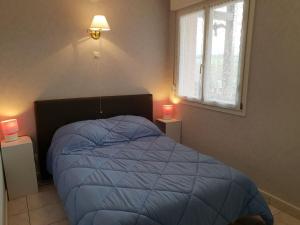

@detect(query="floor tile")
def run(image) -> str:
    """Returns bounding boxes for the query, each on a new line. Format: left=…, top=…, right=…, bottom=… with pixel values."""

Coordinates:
left=8, top=197, right=28, bottom=216
left=29, top=202, right=67, bottom=225
left=274, top=219, right=288, bottom=225
left=274, top=212, right=300, bottom=225
left=27, top=187, right=60, bottom=210
left=274, top=221, right=288, bottom=225
left=8, top=212, right=30, bottom=225
left=39, top=184, right=56, bottom=193
left=50, top=219, right=70, bottom=225
left=269, top=205, right=281, bottom=216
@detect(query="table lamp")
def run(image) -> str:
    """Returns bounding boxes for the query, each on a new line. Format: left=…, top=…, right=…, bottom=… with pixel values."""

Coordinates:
left=1, top=119, right=19, bottom=142
left=162, top=105, right=174, bottom=120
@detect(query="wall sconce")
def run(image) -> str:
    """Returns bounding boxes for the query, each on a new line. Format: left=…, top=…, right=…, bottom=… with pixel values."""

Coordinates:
left=1, top=119, right=19, bottom=142
left=88, top=15, right=110, bottom=40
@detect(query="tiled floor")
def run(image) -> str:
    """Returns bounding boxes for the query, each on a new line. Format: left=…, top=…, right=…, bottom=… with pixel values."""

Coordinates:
left=8, top=184, right=300, bottom=225
left=8, top=185, right=69, bottom=225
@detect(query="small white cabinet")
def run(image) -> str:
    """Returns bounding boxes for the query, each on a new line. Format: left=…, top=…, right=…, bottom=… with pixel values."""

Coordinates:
left=1, top=136, right=38, bottom=200
left=156, top=119, right=182, bottom=143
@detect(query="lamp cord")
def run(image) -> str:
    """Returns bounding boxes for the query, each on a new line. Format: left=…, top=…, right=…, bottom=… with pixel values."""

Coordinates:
left=100, top=96, right=103, bottom=116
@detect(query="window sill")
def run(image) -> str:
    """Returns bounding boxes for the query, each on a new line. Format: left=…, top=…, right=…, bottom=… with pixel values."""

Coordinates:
left=180, top=99, right=247, bottom=117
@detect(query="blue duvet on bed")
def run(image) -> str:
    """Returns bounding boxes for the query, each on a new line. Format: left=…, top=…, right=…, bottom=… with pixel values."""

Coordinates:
left=47, top=116, right=273, bottom=225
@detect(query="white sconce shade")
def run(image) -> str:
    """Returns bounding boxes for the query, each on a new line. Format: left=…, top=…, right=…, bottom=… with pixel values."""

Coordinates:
left=90, top=15, right=110, bottom=31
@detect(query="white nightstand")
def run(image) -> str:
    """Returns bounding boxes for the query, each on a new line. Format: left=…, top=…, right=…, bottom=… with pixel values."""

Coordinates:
left=156, top=119, right=182, bottom=143
left=1, top=136, right=38, bottom=200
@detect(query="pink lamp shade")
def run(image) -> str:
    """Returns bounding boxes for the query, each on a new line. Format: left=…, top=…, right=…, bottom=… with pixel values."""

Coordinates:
left=1, top=119, right=19, bottom=142
left=162, top=105, right=174, bottom=120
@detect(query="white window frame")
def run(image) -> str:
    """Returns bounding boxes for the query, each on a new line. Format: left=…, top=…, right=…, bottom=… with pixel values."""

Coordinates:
left=174, top=0, right=256, bottom=116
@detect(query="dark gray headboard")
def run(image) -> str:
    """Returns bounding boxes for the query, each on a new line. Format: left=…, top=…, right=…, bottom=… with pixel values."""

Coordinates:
left=34, top=94, right=153, bottom=180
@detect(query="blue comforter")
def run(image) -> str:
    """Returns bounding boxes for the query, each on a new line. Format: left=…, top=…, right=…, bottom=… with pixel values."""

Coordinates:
left=48, top=116, right=273, bottom=225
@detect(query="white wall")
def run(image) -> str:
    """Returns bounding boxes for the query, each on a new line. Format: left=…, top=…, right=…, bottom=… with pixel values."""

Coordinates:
left=0, top=0, right=172, bottom=141
left=173, top=0, right=300, bottom=207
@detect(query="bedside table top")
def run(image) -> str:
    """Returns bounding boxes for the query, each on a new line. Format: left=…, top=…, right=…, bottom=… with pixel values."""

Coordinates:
left=157, top=119, right=181, bottom=123
left=1, top=136, right=31, bottom=148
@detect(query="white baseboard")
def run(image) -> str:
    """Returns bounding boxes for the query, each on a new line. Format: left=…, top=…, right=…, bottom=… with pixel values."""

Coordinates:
left=260, top=189, right=300, bottom=220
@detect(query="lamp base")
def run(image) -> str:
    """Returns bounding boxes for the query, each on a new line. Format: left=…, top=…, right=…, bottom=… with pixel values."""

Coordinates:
left=4, top=133, right=19, bottom=142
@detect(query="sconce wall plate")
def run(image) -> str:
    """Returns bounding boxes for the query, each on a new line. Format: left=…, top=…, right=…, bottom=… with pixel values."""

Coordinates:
left=88, top=29, right=101, bottom=40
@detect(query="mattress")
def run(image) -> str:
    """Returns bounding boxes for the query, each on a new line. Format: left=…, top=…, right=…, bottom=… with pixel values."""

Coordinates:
left=47, top=115, right=273, bottom=225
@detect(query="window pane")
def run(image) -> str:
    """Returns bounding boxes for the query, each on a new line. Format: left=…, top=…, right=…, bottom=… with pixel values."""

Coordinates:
left=178, top=10, right=205, bottom=100
left=204, top=0, right=245, bottom=106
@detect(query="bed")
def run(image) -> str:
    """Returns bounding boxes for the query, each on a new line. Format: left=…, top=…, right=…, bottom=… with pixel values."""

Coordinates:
left=35, top=94, right=273, bottom=225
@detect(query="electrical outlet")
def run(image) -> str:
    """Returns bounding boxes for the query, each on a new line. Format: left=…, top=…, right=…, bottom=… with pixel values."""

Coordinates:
left=93, top=51, right=101, bottom=59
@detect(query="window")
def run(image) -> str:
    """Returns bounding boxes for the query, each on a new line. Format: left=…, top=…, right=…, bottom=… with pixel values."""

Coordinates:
left=176, top=0, right=252, bottom=113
